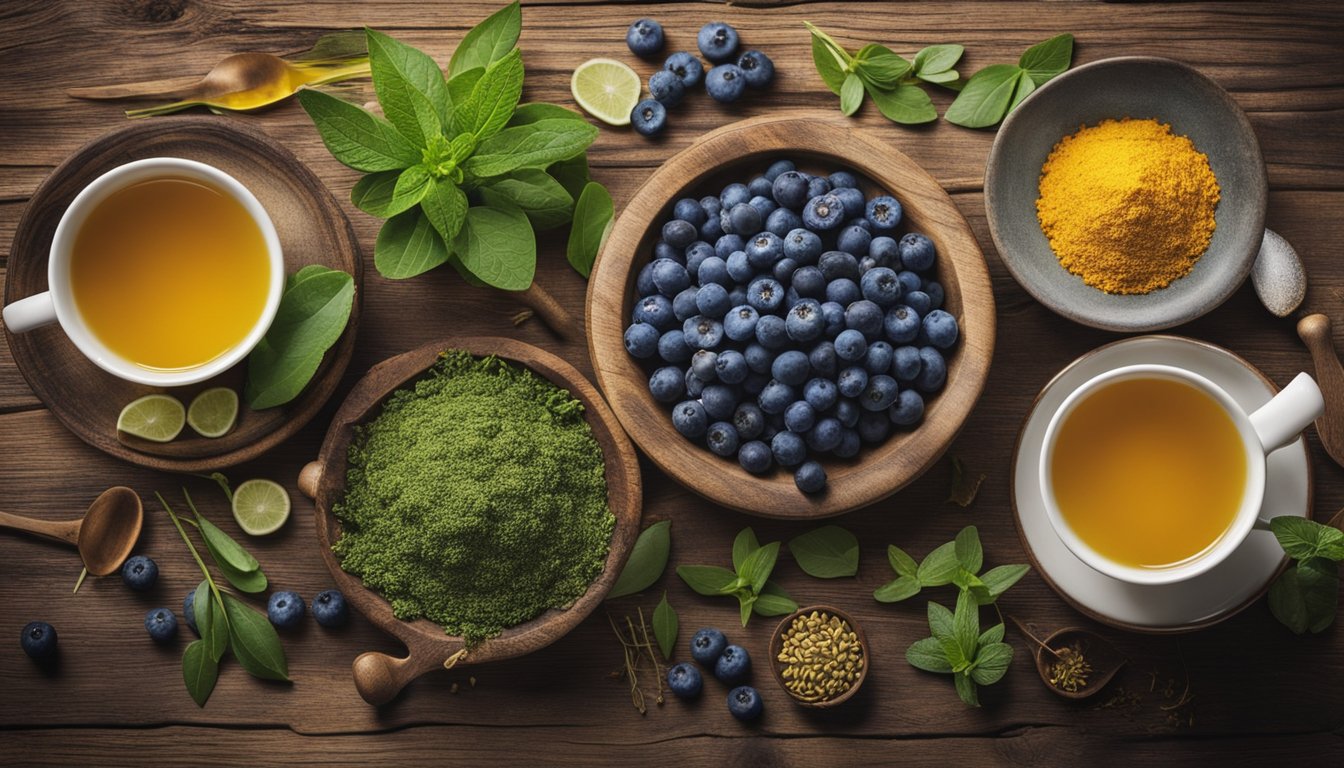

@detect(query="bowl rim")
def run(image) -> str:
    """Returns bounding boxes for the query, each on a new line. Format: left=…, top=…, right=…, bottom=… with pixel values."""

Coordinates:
left=984, top=55, right=1268, bottom=332
left=585, top=111, right=996, bottom=519
left=768, top=604, right=869, bottom=708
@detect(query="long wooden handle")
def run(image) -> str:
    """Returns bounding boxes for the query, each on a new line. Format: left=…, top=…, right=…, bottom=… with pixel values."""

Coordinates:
left=516, top=282, right=578, bottom=340
left=0, top=510, right=81, bottom=546
left=351, top=649, right=445, bottom=706
left=1296, top=314, right=1344, bottom=467
left=65, top=75, right=205, bottom=101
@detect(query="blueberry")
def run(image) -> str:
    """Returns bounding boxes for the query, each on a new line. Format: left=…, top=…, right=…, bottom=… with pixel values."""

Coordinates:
left=744, top=342, right=774, bottom=374
left=658, top=329, right=693, bottom=363
left=771, top=350, right=810, bottom=387
left=808, top=342, right=838, bottom=379
left=784, top=400, right=817, bottom=433
left=834, top=428, right=862, bottom=458
left=674, top=198, right=707, bottom=228
left=737, top=50, right=774, bottom=88
left=760, top=419, right=780, bottom=443
left=897, top=270, right=923, bottom=295
left=864, top=194, right=903, bottom=231
left=806, top=175, right=832, bottom=199
left=765, top=159, right=795, bottom=180
left=845, top=300, right=885, bottom=340
left=819, top=251, right=861, bottom=282
left=914, top=347, right=947, bottom=393
left=923, top=309, right=959, bottom=349
left=865, top=341, right=894, bottom=374
left=745, top=232, right=783, bottom=269
left=903, top=290, right=932, bottom=316
left=832, top=187, right=867, bottom=220
left=705, top=63, right=746, bottom=102
left=702, top=384, right=738, bottom=421
left=870, top=236, right=900, bottom=267
left=672, top=400, right=709, bottom=438
left=312, top=590, right=349, bottom=628
left=858, top=256, right=879, bottom=274
left=624, top=322, right=660, bottom=358
left=697, top=22, right=740, bottom=63
left=665, top=51, right=704, bottom=88
left=847, top=217, right=872, bottom=233
left=183, top=591, right=199, bottom=635
left=738, top=440, right=773, bottom=474
left=733, top=403, right=766, bottom=441
left=860, top=267, right=902, bottom=308
left=748, top=176, right=774, bottom=199
left=837, top=225, right=872, bottom=258
left=727, top=250, right=754, bottom=283
left=802, top=194, right=845, bottom=230
left=631, top=99, right=668, bottom=137
left=706, top=421, right=741, bottom=457
left=884, top=305, right=922, bottom=344
left=773, top=257, right=799, bottom=285
left=637, top=264, right=657, bottom=298
left=899, top=232, right=938, bottom=271
left=892, top=345, right=922, bottom=382
left=700, top=215, right=725, bottom=242
left=696, top=283, right=732, bottom=318
left=890, top=388, right=925, bottom=425
left=794, top=461, right=827, bottom=494
left=649, top=366, right=685, bottom=402
left=668, top=662, right=704, bottom=699
left=701, top=194, right=723, bottom=216
left=835, top=398, right=861, bottom=428
left=627, top=18, right=665, bottom=58
left=758, top=379, right=796, bottom=415
left=663, top=219, right=697, bottom=249
left=820, top=301, right=846, bottom=339
left=683, top=315, right=725, bottom=350
left=649, top=69, right=685, bottom=106
left=690, top=627, right=728, bottom=664
left=861, top=374, right=900, bottom=411
left=634, top=294, right=675, bottom=331
left=925, top=281, right=945, bottom=310
left=121, top=555, right=158, bottom=592
left=724, top=305, right=760, bottom=342
left=715, top=644, right=752, bottom=683
left=21, top=621, right=57, bottom=660
left=766, top=207, right=803, bottom=237
left=835, top=329, right=868, bottom=362
left=722, top=183, right=751, bottom=209
left=652, top=258, right=690, bottom=296
left=858, top=410, right=891, bottom=443
left=685, top=370, right=707, bottom=398
left=828, top=170, right=860, bottom=189
left=785, top=299, right=825, bottom=343
left=746, top=278, right=785, bottom=313
left=806, top=417, right=844, bottom=453
left=771, top=430, right=807, bottom=467
left=696, top=256, right=731, bottom=289
left=673, top=287, right=700, bottom=322
left=729, top=285, right=749, bottom=308
left=686, top=243, right=715, bottom=278
left=803, top=377, right=839, bottom=412
left=755, top=314, right=789, bottom=349
left=653, top=240, right=682, bottom=263
left=266, top=591, right=304, bottom=630
left=792, top=266, right=826, bottom=298
left=772, top=172, right=810, bottom=210
left=825, top=278, right=861, bottom=306
left=784, top=228, right=824, bottom=263
left=723, top=202, right=762, bottom=235
left=691, top=349, right=719, bottom=382
left=144, top=607, right=177, bottom=644
left=715, top=350, right=749, bottom=384
left=838, top=365, right=869, bottom=398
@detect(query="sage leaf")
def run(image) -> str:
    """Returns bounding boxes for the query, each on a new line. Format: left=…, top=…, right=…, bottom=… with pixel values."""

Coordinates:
left=888, top=545, right=918, bottom=578
left=607, top=520, right=671, bottom=599
left=741, top=541, right=780, bottom=594
left=753, top=580, right=798, bottom=617
left=1018, top=33, right=1074, bottom=87
left=194, top=579, right=228, bottom=663
left=549, top=153, right=592, bottom=202
left=566, top=181, right=614, bottom=278
left=865, top=81, right=937, bottom=125
left=954, top=671, right=980, bottom=707
left=245, top=269, right=355, bottom=409
left=789, top=525, right=859, bottom=579
left=970, top=642, right=1013, bottom=686
left=1271, top=516, right=1344, bottom=561
left=917, top=541, right=960, bottom=586
left=948, top=456, right=986, bottom=507
left=420, top=177, right=469, bottom=246
left=952, top=589, right=980, bottom=667
left=453, top=48, right=523, bottom=140
left=464, top=119, right=598, bottom=178
left=508, top=102, right=587, bottom=127
left=352, top=170, right=421, bottom=218
left=980, top=564, right=1030, bottom=600
left=906, top=636, right=953, bottom=674
left=448, top=1, right=521, bottom=77
left=221, top=592, right=289, bottom=681
left=839, top=72, right=865, bottom=117
left=479, top=169, right=573, bottom=230
left=913, top=44, right=963, bottom=76
left=454, top=203, right=536, bottom=290
left=652, top=592, right=677, bottom=660
left=296, top=89, right=421, bottom=172
left=979, top=622, right=1005, bottom=646
left=732, top=528, right=761, bottom=573
left=809, top=29, right=846, bottom=95
left=375, top=207, right=450, bottom=279
left=945, top=64, right=1023, bottom=129
left=874, top=575, right=921, bottom=603
left=196, top=514, right=267, bottom=594
left=953, top=526, right=983, bottom=573
left=366, top=28, right=447, bottom=147
left=182, top=640, right=219, bottom=708
left=677, top=565, right=739, bottom=596
left=214, top=557, right=267, bottom=594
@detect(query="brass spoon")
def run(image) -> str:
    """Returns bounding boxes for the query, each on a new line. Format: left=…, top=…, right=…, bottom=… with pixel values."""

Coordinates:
left=0, top=487, right=143, bottom=576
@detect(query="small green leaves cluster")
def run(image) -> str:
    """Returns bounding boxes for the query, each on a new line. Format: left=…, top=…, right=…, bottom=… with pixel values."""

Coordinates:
left=805, top=23, right=1074, bottom=129
left=245, top=265, right=355, bottom=410
left=297, top=4, right=608, bottom=287
left=876, top=526, right=1029, bottom=707
left=789, top=525, right=860, bottom=579
left=677, top=528, right=799, bottom=626
left=1268, top=516, right=1344, bottom=634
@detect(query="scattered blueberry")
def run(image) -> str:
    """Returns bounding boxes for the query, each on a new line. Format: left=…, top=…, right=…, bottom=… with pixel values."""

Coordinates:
left=627, top=18, right=665, bottom=58
left=690, top=628, right=728, bottom=664
left=705, top=64, right=746, bottom=103
left=728, top=685, right=764, bottom=721
left=737, top=50, right=775, bottom=89
left=20, top=621, right=57, bottom=660
left=667, top=662, right=704, bottom=699
left=144, top=608, right=178, bottom=644
left=631, top=99, right=668, bottom=136
left=697, top=22, right=740, bottom=63
left=267, top=591, right=305, bottom=630
left=665, top=52, right=705, bottom=88
left=312, top=589, right=349, bottom=628
left=121, top=555, right=158, bottom=592
left=715, top=644, right=751, bottom=684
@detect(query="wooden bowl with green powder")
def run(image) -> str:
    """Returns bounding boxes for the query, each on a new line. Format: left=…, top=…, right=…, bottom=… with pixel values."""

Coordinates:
left=297, top=337, right=641, bottom=706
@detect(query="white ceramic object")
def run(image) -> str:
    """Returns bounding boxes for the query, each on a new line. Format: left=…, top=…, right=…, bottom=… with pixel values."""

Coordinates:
left=1, top=157, right=283, bottom=386
left=1013, top=336, right=1312, bottom=632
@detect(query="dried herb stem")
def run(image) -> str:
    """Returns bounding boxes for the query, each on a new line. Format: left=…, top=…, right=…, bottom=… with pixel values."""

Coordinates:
left=1007, top=615, right=1064, bottom=659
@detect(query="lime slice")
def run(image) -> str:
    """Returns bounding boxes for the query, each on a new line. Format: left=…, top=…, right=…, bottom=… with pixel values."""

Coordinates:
left=117, top=394, right=186, bottom=442
left=187, top=387, right=239, bottom=438
left=232, top=479, right=291, bottom=536
left=571, top=58, right=641, bottom=126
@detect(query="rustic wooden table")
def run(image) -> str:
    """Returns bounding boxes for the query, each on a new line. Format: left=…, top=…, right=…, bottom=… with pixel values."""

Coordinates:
left=2, top=2, right=1341, bottom=765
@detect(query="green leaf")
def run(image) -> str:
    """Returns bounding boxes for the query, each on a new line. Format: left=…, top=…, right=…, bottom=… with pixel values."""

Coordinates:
left=606, top=520, right=671, bottom=599
left=970, top=642, right=1013, bottom=686
left=839, top=72, right=865, bottom=117
left=740, top=541, right=781, bottom=594
left=182, top=640, right=219, bottom=707
left=564, top=181, right=613, bottom=280
left=918, top=69, right=963, bottom=87
left=351, top=170, right=426, bottom=218
left=366, top=28, right=448, bottom=147
left=980, top=564, right=1030, bottom=600
left=946, top=65, right=1023, bottom=129
left=752, top=581, right=798, bottom=617
left=1271, top=516, right=1344, bottom=561
left=447, top=67, right=485, bottom=106
left=677, top=565, right=739, bottom=596
left=913, top=44, right=963, bottom=75
left=732, top=528, right=761, bottom=573
left=420, top=177, right=469, bottom=246
left=1018, top=33, right=1074, bottom=86
left=873, top=575, right=921, bottom=603
left=653, top=592, right=677, bottom=661
left=865, top=81, right=937, bottom=125
left=927, top=600, right=955, bottom=641
left=954, top=671, right=980, bottom=707
left=374, top=207, right=451, bottom=279
left=508, top=102, right=587, bottom=127
left=548, top=153, right=591, bottom=201
left=448, top=1, right=521, bottom=77
left=917, top=541, right=959, bottom=586
left=195, top=513, right=259, bottom=572
left=1301, top=557, right=1340, bottom=633
left=854, top=45, right=911, bottom=86
left=453, top=203, right=536, bottom=290
left=789, top=525, right=860, bottom=578
left=907, top=636, right=954, bottom=674
left=479, top=169, right=573, bottom=230
left=888, top=545, right=918, bottom=578
left=954, top=526, right=983, bottom=573
left=979, top=623, right=1005, bottom=646
left=738, top=592, right=756, bottom=627
left=244, top=269, right=355, bottom=409
left=952, top=588, right=980, bottom=667
left=452, top=48, right=523, bottom=140
left=221, top=592, right=289, bottom=681
left=1270, top=563, right=1309, bottom=633
left=194, top=579, right=228, bottom=663
left=1009, top=70, right=1036, bottom=112
left=464, top=119, right=598, bottom=178
left=809, top=28, right=847, bottom=95
left=296, top=88, right=421, bottom=172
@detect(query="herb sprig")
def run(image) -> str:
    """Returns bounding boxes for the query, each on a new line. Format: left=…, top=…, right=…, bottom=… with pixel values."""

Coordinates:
left=1268, top=515, right=1344, bottom=634
left=677, top=528, right=798, bottom=626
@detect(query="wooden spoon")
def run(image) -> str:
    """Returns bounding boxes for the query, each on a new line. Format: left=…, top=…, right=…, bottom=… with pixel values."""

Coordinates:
left=1296, top=314, right=1344, bottom=468
left=1011, top=618, right=1124, bottom=700
left=0, top=487, right=143, bottom=576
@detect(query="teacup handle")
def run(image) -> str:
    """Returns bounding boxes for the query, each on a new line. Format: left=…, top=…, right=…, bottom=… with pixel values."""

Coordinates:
left=2, top=291, right=57, bottom=333
left=1248, top=372, right=1324, bottom=455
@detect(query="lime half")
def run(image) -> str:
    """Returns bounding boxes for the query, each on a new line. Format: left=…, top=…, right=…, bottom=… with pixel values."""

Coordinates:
left=571, top=58, right=641, bottom=126
left=187, top=387, right=239, bottom=438
left=232, top=479, right=291, bottom=536
left=117, top=394, right=186, bottom=442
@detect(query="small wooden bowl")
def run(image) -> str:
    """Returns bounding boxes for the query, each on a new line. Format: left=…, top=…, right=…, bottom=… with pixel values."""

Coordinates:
left=586, top=112, right=995, bottom=518
left=768, top=604, right=869, bottom=708
left=297, top=338, right=642, bottom=706
left=1031, top=626, right=1125, bottom=700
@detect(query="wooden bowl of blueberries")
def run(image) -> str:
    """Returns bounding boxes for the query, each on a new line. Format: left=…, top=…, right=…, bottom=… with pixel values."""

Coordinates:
left=586, top=112, right=995, bottom=518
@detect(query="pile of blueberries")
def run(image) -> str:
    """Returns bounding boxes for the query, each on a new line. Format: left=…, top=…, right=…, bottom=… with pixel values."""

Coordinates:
left=623, top=159, right=961, bottom=494
left=666, top=627, right=763, bottom=721
left=626, top=19, right=775, bottom=136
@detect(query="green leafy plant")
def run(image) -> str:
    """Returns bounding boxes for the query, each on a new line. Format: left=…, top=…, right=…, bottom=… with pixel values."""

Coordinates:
left=1268, top=516, right=1344, bottom=634
left=297, top=4, right=605, bottom=288
left=245, top=265, right=355, bottom=410
left=789, top=525, right=860, bottom=579
left=906, top=589, right=1014, bottom=707
left=653, top=592, right=677, bottom=661
left=875, top=525, right=1028, bottom=606
left=606, top=520, right=671, bottom=599
left=805, top=23, right=1074, bottom=129
left=677, top=528, right=798, bottom=626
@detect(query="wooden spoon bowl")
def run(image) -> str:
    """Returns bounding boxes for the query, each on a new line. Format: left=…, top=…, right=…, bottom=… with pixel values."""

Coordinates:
left=1031, top=626, right=1125, bottom=700
left=586, top=112, right=995, bottom=518
left=297, top=338, right=642, bottom=706
left=768, top=604, right=869, bottom=709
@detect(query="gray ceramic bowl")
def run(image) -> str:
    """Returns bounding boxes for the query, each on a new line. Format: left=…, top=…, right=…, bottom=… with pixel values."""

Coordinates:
left=985, top=56, right=1267, bottom=332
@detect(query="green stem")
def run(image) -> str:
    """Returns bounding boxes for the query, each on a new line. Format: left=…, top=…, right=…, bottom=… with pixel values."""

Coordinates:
left=156, top=492, right=226, bottom=611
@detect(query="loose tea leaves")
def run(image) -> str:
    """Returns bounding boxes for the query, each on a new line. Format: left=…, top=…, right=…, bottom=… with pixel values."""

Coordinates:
left=607, top=520, right=671, bottom=599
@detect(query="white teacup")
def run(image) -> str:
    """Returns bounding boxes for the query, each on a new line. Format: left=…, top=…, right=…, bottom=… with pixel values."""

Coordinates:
left=1, top=157, right=283, bottom=387
left=1039, top=364, right=1323, bottom=586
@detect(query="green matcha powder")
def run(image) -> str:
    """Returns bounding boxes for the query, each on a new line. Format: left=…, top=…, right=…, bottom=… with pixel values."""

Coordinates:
left=333, top=351, right=615, bottom=645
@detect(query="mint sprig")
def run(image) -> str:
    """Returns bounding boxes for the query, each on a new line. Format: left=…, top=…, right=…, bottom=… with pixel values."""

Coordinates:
left=677, top=528, right=798, bottom=626
left=1268, top=516, right=1344, bottom=634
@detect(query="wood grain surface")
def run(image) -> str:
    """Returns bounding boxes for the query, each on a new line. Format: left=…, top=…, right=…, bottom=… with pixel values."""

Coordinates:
left=1, top=1, right=1342, bottom=765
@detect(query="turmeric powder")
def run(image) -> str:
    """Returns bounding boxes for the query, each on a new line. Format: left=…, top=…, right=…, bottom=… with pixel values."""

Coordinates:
left=1036, top=118, right=1220, bottom=294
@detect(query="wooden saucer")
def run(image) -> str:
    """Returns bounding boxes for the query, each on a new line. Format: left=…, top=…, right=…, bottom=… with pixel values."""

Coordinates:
left=2, top=117, right=361, bottom=472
